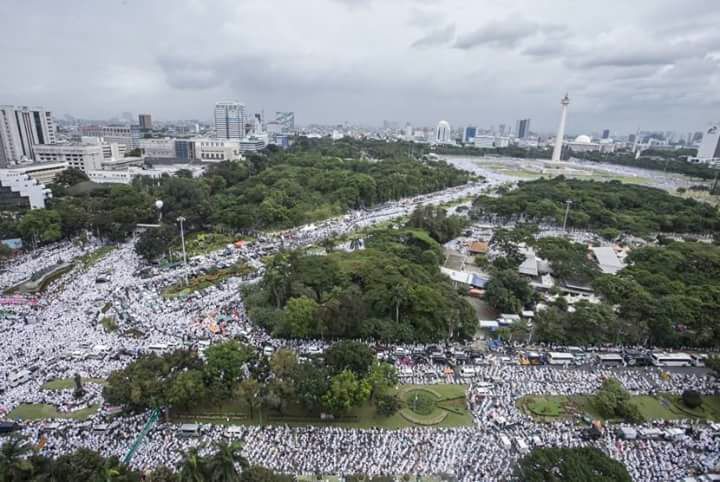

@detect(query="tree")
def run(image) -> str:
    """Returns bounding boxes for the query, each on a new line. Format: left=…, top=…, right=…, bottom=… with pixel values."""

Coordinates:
left=0, top=436, right=33, bottom=481
left=366, top=362, right=398, bottom=400
left=325, top=341, right=374, bottom=377
left=236, top=378, right=262, bottom=419
left=54, top=167, right=89, bottom=187
left=682, top=389, right=703, bottom=409
left=135, top=225, right=176, bottom=261
left=239, top=466, right=294, bottom=482
left=17, top=209, right=62, bottom=244
left=147, top=466, right=179, bottom=482
left=485, top=269, right=533, bottom=314
left=206, top=441, right=248, bottom=482
left=321, top=369, right=371, bottom=414
left=290, top=363, right=329, bottom=412
left=73, top=373, right=85, bottom=399
left=166, top=370, right=207, bottom=410
left=269, top=349, right=298, bottom=380
left=204, top=341, right=254, bottom=394
left=514, top=447, right=631, bottom=482
left=177, top=447, right=207, bottom=482
left=282, top=296, right=319, bottom=338
left=706, top=356, right=720, bottom=377
left=375, top=393, right=401, bottom=416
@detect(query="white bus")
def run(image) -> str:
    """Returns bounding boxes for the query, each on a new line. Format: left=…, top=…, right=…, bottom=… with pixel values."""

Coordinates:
left=598, top=353, right=625, bottom=366
left=147, top=344, right=168, bottom=354
left=651, top=352, right=693, bottom=367
left=547, top=352, right=574, bottom=365
left=9, top=369, right=32, bottom=387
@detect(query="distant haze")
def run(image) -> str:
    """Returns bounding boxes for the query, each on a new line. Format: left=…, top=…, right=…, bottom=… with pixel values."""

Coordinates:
left=1, top=0, right=719, bottom=132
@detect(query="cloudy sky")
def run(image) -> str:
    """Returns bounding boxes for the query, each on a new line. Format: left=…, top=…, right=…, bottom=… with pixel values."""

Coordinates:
left=2, top=0, right=719, bottom=134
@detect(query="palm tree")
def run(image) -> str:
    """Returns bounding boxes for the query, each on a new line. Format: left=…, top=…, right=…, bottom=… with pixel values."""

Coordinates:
left=0, top=436, right=33, bottom=481
left=206, top=441, right=248, bottom=482
left=177, top=448, right=207, bottom=482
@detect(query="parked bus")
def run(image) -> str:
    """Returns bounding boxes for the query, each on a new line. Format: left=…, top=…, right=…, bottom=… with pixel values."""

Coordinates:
left=651, top=352, right=693, bottom=367
left=598, top=353, right=625, bottom=366
left=547, top=352, right=574, bottom=365
left=9, top=369, right=31, bottom=387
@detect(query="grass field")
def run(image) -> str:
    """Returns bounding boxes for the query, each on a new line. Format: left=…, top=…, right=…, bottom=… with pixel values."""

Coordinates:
left=162, top=263, right=254, bottom=298
left=519, top=394, right=720, bottom=423
left=7, top=403, right=100, bottom=421
left=171, top=384, right=472, bottom=429
left=78, top=245, right=115, bottom=269
left=173, top=232, right=235, bottom=257
left=41, top=378, right=106, bottom=391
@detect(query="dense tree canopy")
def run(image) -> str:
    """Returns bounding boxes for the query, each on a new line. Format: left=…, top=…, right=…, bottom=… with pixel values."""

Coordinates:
left=514, top=447, right=632, bottom=482
left=472, top=177, right=720, bottom=236
left=406, top=205, right=466, bottom=243
left=594, top=240, right=720, bottom=347
left=246, top=227, right=477, bottom=342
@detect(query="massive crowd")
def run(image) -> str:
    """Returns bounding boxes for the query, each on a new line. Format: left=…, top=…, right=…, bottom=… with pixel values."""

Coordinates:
left=1, top=179, right=719, bottom=481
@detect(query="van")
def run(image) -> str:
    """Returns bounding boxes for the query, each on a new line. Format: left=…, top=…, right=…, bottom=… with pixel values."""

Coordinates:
left=460, top=366, right=476, bottom=378
left=179, top=424, right=199, bottom=437
left=262, top=346, right=274, bottom=357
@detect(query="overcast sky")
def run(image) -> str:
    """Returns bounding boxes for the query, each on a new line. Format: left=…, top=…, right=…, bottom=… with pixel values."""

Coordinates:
left=2, top=0, right=719, bottom=134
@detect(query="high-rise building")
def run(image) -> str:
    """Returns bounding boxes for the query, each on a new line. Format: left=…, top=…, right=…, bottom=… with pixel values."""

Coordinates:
left=697, top=125, right=720, bottom=160
left=0, top=106, right=56, bottom=166
left=602, top=129, right=610, bottom=139
left=138, top=114, right=152, bottom=130
left=274, top=112, right=295, bottom=132
left=464, top=126, right=477, bottom=143
left=214, top=101, right=246, bottom=139
left=628, top=134, right=637, bottom=144
left=436, top=120, right=451, bottom=144
left=551, top=94, right=570, bottom=162
left=515, top=119, right=531, bottom=139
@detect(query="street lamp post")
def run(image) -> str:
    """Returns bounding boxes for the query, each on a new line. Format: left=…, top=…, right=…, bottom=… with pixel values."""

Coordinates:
left=177, top=216, right=188, bottom=285
left=562, top=200, right=573, bottom=232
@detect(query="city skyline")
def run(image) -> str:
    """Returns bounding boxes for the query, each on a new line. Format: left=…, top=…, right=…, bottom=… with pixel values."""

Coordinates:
left=1, top=0, right=719, bottom=131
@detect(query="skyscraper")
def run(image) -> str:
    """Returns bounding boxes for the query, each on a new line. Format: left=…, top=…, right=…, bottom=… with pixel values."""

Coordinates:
left=436, top=120, right=451, bottom=144
left=551, top=94, right=570, bottom=162
left=138, top=113, right=152, bottom=130
left=697, top=125, right=720, bottom=160
left=602, top=129, right=610, bottom=139
left=214, top=101, right=246, bottom=139
left=515, top=119, right=531, bottom=139
left=464, top=126, right=477, bottom=143
left=0, top=105, right=56, bottom=166
left=274, top=112, right=295, bottom=132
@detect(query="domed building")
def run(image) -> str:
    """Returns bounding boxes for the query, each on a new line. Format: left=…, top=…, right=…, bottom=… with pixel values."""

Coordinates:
left=564, top=133, right=611, bottom=154
left=574, top=134, right=592, bottom=144
left=435, top=120, right=452, bottom=144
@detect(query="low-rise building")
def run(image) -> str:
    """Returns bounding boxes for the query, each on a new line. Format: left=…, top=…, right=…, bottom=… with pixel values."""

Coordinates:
left=33, top=144, right=104, bottom=172
left=0, top=169, right=51, bottom=209
left=140, top=138, right=176, bottom=159
left=9, top=162, right=68, bottom=185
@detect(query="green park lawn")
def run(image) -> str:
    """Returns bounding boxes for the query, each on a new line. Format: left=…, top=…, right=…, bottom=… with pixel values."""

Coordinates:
left=7, top=403, right=100, bottom=421
left=173, top=231, right=235, bottom=257
left=78, top=245, right=115, bottom=269
left=41, top=378, right=107, bottom=391
left=519, top=394, right=720, bottom=423
left=162, top=263, right=254, bottom=298
left=171, top=384, right=472, bottom=429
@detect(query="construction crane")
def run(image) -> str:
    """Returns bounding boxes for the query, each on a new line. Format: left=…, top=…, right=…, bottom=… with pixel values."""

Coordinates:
left=122, top=409, right=161, bottom=465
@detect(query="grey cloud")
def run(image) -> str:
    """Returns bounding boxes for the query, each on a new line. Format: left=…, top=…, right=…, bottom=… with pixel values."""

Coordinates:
left=411, top=23, right=456, bottom=48
left=454, top=18, right=540, bottom=49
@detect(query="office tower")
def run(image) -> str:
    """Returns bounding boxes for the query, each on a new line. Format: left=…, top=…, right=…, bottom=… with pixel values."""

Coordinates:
left=0, top=106, right=56, bottom=166
left=274, top=112, right=294, bottom=132
left=515, top=119, right=531, bottom=139
left=602, top=129, right=610, bottom=139
left=436, top=120, right=451, bottom=144
left=697, top=125, right=720, bottom=160
left=464, top=126, right=477, bottom=143
left=138, top=114, right=152, bottom=130
left=551, top=94, right=570, bottom=162
left=498, top=124, right=506, bottom=136
left=628, top=133, right=637, bottom=144
left=214, top=101, right=246, bottom=139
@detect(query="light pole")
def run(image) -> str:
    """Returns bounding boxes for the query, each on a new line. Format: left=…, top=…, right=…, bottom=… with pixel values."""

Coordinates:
left=155, top=200, right=164, bottom=223
left=177, top=216, right=188, bottom=285
left=562, top=200, right=573, bottom=232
